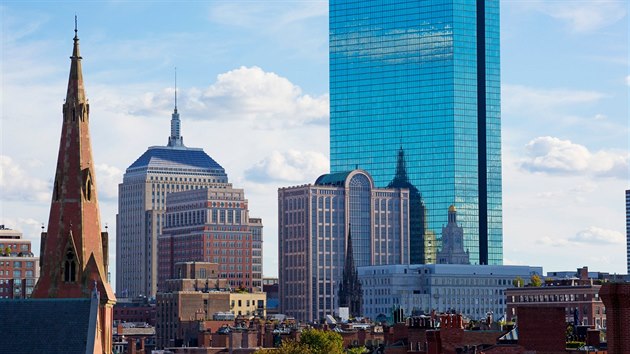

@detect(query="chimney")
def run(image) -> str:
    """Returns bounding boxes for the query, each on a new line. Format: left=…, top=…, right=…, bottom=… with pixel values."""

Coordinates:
left=578, top=266, right=589, bottom=281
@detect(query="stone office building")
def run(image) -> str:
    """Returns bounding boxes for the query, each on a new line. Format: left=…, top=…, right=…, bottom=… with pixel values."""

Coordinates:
left=278, top=169, right=410, bottom=322
left=158, top=187, right=262, bottom=292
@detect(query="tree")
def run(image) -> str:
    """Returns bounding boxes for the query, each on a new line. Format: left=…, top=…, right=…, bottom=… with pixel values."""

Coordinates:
left=300, top=328, right=344, bottom=354
left=530, top=274, right=542, bottom=287
left=512, top=276, right=524, bottom=287
left=256, top=328, right=352, bottom=354
left=274, top=340, right=312, bottom=354
left=346, top=347, right=366, bottom=354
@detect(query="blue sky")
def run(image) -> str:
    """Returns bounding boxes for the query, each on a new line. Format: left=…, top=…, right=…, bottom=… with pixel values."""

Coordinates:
left=1, top=1, right=628, bottom=289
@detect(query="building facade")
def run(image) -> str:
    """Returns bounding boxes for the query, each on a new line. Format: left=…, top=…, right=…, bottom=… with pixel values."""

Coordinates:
left=0, top=226, right=39, bottom=299
left=329, top=0, right=502, bottom=265
left=358, top=264, right=541, bottom=321
left=278, top=169, right=409, bottom=322
left=157, top=187, right=262, bottom=292
left=156, top=262, right=265, bottom=348
left=117, top=100, right=229, bottom=298
left=506, top=284, right=605, bottom=329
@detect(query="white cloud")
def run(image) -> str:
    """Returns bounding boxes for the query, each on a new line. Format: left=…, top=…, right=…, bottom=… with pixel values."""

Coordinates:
left=0, top=155, right=50, bottom=202
left=95, top=164, right=123, bottom=201
left=503, top=257, right=526, bottom=266
left=0, top=217, right=44, bottom=247
left=207, top=2, right=328, bottom=59
left=245, top=150, right=329, bottom=183
left=518, top=0, right=627, bottom=33
left=520, top=136, right=628, bottom=178
left=538, top=227, right=624, bottom=247
left=569, top=226, right=625, bottom=245
left=503, top=84, right=604, bottom=114
left=538, top=236, right=570, bottom=247
left=123, top=66, right=329, bottom=129
left=209, top=2, right=327, bottom=30
left=199, top=67, right=329, bottom=127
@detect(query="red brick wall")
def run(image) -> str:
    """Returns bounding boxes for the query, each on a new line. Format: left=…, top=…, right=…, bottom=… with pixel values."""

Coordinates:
left=516, top=306, right=565, bottom=353
left=599, top=283, right=630, bottom=354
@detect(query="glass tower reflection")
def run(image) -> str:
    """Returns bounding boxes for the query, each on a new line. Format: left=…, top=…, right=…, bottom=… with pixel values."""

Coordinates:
left=329, top=0, right=502, bottom=265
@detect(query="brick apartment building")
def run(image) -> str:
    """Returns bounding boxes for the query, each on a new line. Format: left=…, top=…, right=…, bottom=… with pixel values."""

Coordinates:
left=0, top=226, right=39, bottom=299
left=114, top=296, right=157, bottom=326
left=506, top=268, right=606, bottom=328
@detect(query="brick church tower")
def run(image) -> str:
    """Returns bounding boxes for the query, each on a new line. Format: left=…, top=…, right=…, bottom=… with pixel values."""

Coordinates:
left=31, top=22, right=116, bottom=353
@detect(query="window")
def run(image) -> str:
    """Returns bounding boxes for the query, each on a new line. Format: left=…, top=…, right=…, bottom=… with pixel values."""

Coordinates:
left=64, top=249, right=77, bottom=282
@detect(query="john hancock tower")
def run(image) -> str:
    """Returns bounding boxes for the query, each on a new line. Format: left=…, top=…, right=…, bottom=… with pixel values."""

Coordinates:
left=329, top=0, right=502, bottom=265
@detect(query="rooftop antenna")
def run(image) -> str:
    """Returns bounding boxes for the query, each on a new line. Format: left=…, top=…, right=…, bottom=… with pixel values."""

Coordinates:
left=174, top=67, right=178, bottom=111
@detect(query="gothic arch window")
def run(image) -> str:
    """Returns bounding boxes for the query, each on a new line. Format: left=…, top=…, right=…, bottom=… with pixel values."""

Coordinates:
left=82, top=169, right=93, bottom=201
left=63, top=248, right=77, bottom=282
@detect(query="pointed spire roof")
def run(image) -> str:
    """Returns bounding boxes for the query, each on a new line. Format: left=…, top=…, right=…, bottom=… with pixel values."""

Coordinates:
left=339, top=224, right=362, bottom=317
left=387, top=146, right=419, bottom=196
left=345, top=224, right=355, bottom=273
left=167, top=67, right=185, bottom=147
left=66, top=15, right=85, bottom=104
left=393, top=146, right=409, bottom=183
left=32, top=24, right=115, bottom=303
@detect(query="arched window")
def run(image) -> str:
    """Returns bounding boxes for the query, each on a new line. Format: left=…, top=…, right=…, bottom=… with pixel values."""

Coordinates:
left=64, top=249, right=77, bottom=282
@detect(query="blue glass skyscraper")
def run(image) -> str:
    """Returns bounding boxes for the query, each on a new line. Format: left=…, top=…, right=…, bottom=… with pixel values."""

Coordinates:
left=330, top=0, right=502, bottom=265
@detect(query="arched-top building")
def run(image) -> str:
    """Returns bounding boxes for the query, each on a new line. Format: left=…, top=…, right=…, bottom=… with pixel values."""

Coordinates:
left=278, top=169, right=410, bottom=322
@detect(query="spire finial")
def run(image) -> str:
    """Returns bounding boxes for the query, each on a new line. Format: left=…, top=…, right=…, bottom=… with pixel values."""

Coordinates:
left=168, top=68, right=184, bottom=148
left=74, top=14, right=78, bottom=39
left=174, top=67, right=178, bottom=111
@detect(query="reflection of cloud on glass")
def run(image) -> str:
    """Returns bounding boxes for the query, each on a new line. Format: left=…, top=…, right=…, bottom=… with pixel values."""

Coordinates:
left=331, top=26, right=453, bottom=63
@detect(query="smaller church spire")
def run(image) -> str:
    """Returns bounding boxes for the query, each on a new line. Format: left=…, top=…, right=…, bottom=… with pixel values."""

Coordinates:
left=338, top=224, right=362, bottom=318
left=167, top=67, right=185, bottom=148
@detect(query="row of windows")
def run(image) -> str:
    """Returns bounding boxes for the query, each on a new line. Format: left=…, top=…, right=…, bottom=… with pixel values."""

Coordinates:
left=0, top=244, right=30, bottom=252
left=0, top=261, right=34, bottom=268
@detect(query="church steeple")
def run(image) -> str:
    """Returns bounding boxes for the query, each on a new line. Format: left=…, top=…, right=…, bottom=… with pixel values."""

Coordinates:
left=32, top=22, right=116, bottom=353
left=338, top=225, right=362, bottom=318
left=167, top=67, right=184, bottom=147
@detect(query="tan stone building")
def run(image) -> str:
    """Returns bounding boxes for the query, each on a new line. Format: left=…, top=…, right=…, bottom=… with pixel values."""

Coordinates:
left=156, top=262, right=266, bottom=348
left=116, top=101, right=231, bottom=298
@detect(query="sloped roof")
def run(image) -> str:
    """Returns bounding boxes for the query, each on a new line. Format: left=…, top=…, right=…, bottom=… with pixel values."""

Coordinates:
left=0, top=298, right=95, bottom=354
left=314, top=171, right=352, bottom=186
left=127, top=146, right=225, bottom=173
